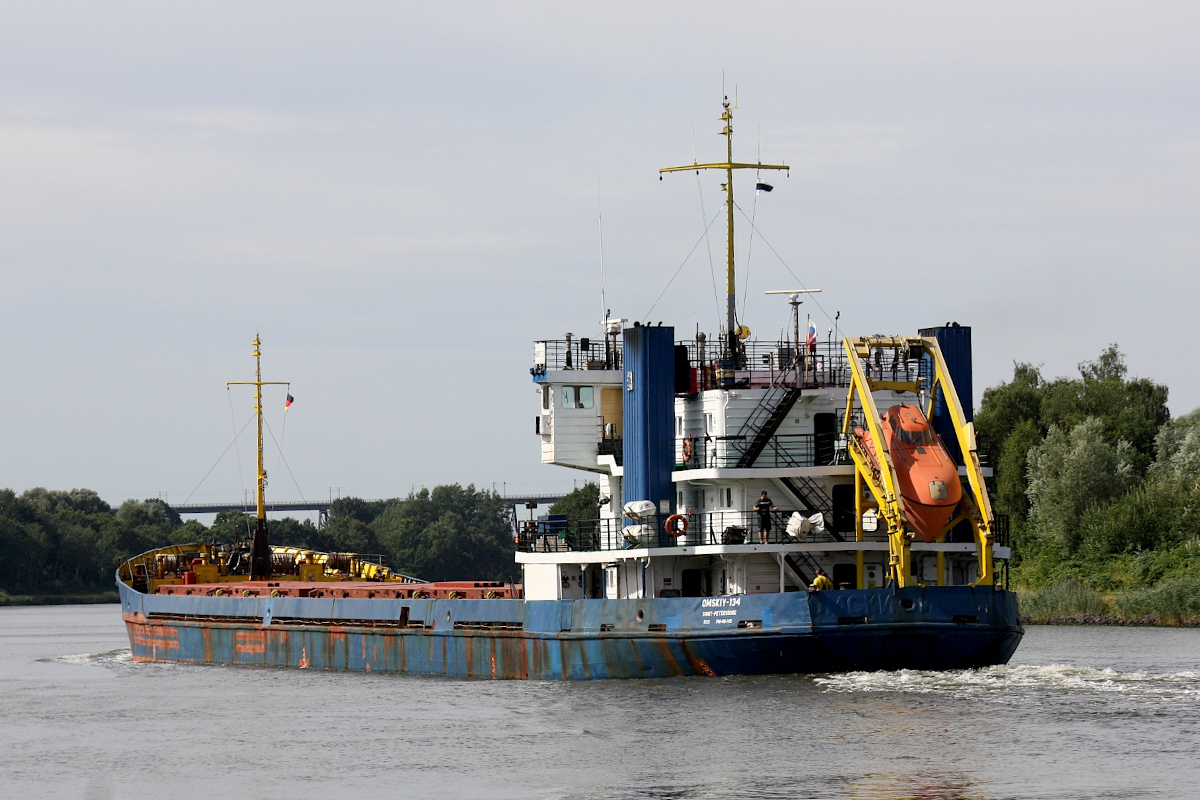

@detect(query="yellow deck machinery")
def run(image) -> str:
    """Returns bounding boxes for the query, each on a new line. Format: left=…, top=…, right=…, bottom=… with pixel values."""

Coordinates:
left=841, top=336, right=996, bottom=589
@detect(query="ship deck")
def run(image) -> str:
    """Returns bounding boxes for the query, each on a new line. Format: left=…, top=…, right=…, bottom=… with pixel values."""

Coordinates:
left=153, top=580, right=519, bottom=600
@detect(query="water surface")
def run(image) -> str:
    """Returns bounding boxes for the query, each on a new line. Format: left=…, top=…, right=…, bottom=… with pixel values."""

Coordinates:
left=2, top=605, right=1197, bottom=799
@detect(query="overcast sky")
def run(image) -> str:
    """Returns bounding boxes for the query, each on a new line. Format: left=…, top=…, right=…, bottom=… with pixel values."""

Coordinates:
left=1, top=2, right=1197, bottom=509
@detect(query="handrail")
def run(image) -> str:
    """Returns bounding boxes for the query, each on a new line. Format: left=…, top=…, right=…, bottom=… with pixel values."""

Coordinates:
left=516, top=510, right=868, bottom=554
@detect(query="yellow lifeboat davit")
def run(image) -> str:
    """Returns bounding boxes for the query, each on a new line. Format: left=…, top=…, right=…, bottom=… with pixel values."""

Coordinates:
left=855, top=404, right=962, bottom=543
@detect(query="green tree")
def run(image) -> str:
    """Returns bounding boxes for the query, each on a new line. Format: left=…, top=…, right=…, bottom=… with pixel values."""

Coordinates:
left=373, top=485, right=515, bottom=582
left=549, top=483, right=601, bottom=524
left=994, top=419, right=1042, bottom=525
left=975, top=362, right=1045, bottom=451
left=329, top=497, right=387, bottom=526
left=978, top=346, right=1171, bottom=535
left=1148, top=409, right=1200, bottom=491
left=209, top=509, right=253, bottom=543
left=263, top=516, right=319, bottom=549
left=1039, top=346, right=1169, bottom=474
left=1026, top=417, right=1134, bottom=556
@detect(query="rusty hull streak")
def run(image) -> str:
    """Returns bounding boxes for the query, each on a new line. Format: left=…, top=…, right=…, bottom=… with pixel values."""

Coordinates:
left=118, top=580, right=1024, bottom=678
left=652, top=635, right=685, bottom=676
left=234, top=629, right=267, bottom=657
left=125, top=613, right=180, bottom=662
left=126, top=613, right=721, bottom=678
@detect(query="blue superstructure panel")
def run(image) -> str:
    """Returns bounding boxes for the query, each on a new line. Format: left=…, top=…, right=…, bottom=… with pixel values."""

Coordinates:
left=622, top=324, right=675, bottom=546
left=919, top=324, right=973, bottom=461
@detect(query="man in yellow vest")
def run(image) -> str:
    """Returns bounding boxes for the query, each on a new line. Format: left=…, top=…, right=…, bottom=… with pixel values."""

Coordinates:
left=810, top=568, right=833, bottom=591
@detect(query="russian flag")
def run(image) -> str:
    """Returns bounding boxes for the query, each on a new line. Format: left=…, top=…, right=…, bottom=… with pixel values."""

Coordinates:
left=806, top=318, right=818, bottom=347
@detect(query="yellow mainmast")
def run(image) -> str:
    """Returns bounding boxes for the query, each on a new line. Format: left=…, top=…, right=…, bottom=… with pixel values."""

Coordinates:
left=228, top=334, right=290, bottom=579
left=660, top=95, right=788, bottom=361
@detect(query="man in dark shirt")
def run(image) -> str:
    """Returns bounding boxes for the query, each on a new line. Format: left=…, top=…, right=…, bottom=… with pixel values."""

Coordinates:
left=755, top=491, right=778, bottom=544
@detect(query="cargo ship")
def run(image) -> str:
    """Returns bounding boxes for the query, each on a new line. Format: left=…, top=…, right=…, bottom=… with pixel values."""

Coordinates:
left=117, top=99, right=1022, bottom=678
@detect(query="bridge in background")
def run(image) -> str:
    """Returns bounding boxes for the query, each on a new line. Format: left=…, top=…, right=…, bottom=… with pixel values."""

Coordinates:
left=170, top=494, right=569, bottom=527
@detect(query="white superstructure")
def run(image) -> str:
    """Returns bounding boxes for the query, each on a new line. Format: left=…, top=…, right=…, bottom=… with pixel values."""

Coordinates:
left=519, top=322, right=1007, bottom=603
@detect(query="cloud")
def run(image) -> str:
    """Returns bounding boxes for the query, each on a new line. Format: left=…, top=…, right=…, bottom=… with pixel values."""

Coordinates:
left=0, top=2, right=1198, bottom=504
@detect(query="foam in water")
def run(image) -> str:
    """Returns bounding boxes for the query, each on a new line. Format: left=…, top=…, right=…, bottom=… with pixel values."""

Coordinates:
left=38, top=649, right=133, bottom=667
left=815, top=663, right=1200, bottom=698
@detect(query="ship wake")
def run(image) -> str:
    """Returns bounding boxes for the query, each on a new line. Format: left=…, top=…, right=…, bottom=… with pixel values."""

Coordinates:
left=38, top=648, right=132, bottom=667
left=815, top=663, right=1200, bottom=698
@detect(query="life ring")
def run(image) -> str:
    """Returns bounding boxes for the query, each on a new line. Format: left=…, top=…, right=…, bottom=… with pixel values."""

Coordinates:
left=681, top=439, right=693, bottom=463
left=665, top=514, right=688, bottom=537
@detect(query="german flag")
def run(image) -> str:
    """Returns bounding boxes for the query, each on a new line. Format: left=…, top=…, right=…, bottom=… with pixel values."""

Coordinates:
left=285, top=394, right=294, bottom=412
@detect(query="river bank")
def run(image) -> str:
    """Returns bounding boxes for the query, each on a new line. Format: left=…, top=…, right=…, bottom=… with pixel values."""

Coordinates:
left=1018, top=576, right=1200, bottom=626
left=1022, top=614, right=1199, bottom=627
left=0, top=591, right=117, bottom=607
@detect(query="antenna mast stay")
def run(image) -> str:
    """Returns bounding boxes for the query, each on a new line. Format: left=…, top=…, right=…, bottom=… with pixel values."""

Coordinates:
left=228, top=334, right=290, bottom=580
left=660, top=95, right=788, bottom=365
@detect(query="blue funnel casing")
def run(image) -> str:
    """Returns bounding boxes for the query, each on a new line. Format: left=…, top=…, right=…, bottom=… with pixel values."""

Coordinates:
left=622, top=325, right=676, bottom=547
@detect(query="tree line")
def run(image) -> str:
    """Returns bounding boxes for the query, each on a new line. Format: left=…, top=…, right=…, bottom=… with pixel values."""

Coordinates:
left=4, top=345, right=1198, bottom=608
left=0, top=484, right=516, bottom=599
left=976, top=345, right=1200, bottom=597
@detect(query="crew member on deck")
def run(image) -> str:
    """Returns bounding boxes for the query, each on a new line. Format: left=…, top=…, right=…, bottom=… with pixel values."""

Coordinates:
left=810, top=568, right=833, bottom=591
left=755, top=491, right=778, bottom=544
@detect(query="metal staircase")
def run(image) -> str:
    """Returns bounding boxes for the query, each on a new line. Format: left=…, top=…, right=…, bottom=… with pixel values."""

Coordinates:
left=778, top=477, right=845, bottom=541
left=783, top=551, right=822, bottom=587
left=733, top=364, right=803, bottom=468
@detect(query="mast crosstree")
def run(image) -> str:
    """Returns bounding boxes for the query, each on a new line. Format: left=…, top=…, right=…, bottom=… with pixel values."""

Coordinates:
left=660, top=96, right=788, bottom=363
left=228, top=334, right=290, bottom=580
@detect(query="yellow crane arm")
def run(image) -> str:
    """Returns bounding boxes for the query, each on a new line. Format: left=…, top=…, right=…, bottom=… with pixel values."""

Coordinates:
left=923, top=338, right=995, bottom=585
left=842, top=339, right=906, bottom=518
left=842, top=338, right=918, bottom=586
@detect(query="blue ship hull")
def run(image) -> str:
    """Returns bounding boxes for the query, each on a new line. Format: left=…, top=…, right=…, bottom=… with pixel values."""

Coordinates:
left=119, top=582, right=1022, bottom=678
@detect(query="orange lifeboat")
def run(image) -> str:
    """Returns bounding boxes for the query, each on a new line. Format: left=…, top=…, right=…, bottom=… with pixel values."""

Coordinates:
left=855, top=404, right=962, bottom=543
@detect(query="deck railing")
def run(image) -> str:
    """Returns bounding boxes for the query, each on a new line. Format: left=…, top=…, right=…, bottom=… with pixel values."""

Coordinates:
left=533, top=338, right=622, bottom=373
left=675, top=434, right=820, bottom=470
left=516, top=510, right=866, bottom=554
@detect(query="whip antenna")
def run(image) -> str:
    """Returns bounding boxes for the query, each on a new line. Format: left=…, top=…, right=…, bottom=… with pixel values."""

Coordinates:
left=597, top=144, right=607, bottom=322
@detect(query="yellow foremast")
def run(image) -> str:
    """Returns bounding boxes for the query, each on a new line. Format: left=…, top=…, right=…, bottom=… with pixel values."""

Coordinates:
left=114, top=334, right=418, bottom=593
left=659, top=96, right=789, bottom=358
left=227, top=334, right=290, bottom=579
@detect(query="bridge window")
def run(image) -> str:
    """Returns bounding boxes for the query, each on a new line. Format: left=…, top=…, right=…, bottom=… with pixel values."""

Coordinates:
left=561, top=386, right=594, bottom=409
left=542, top=386, right=550, bottom=410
